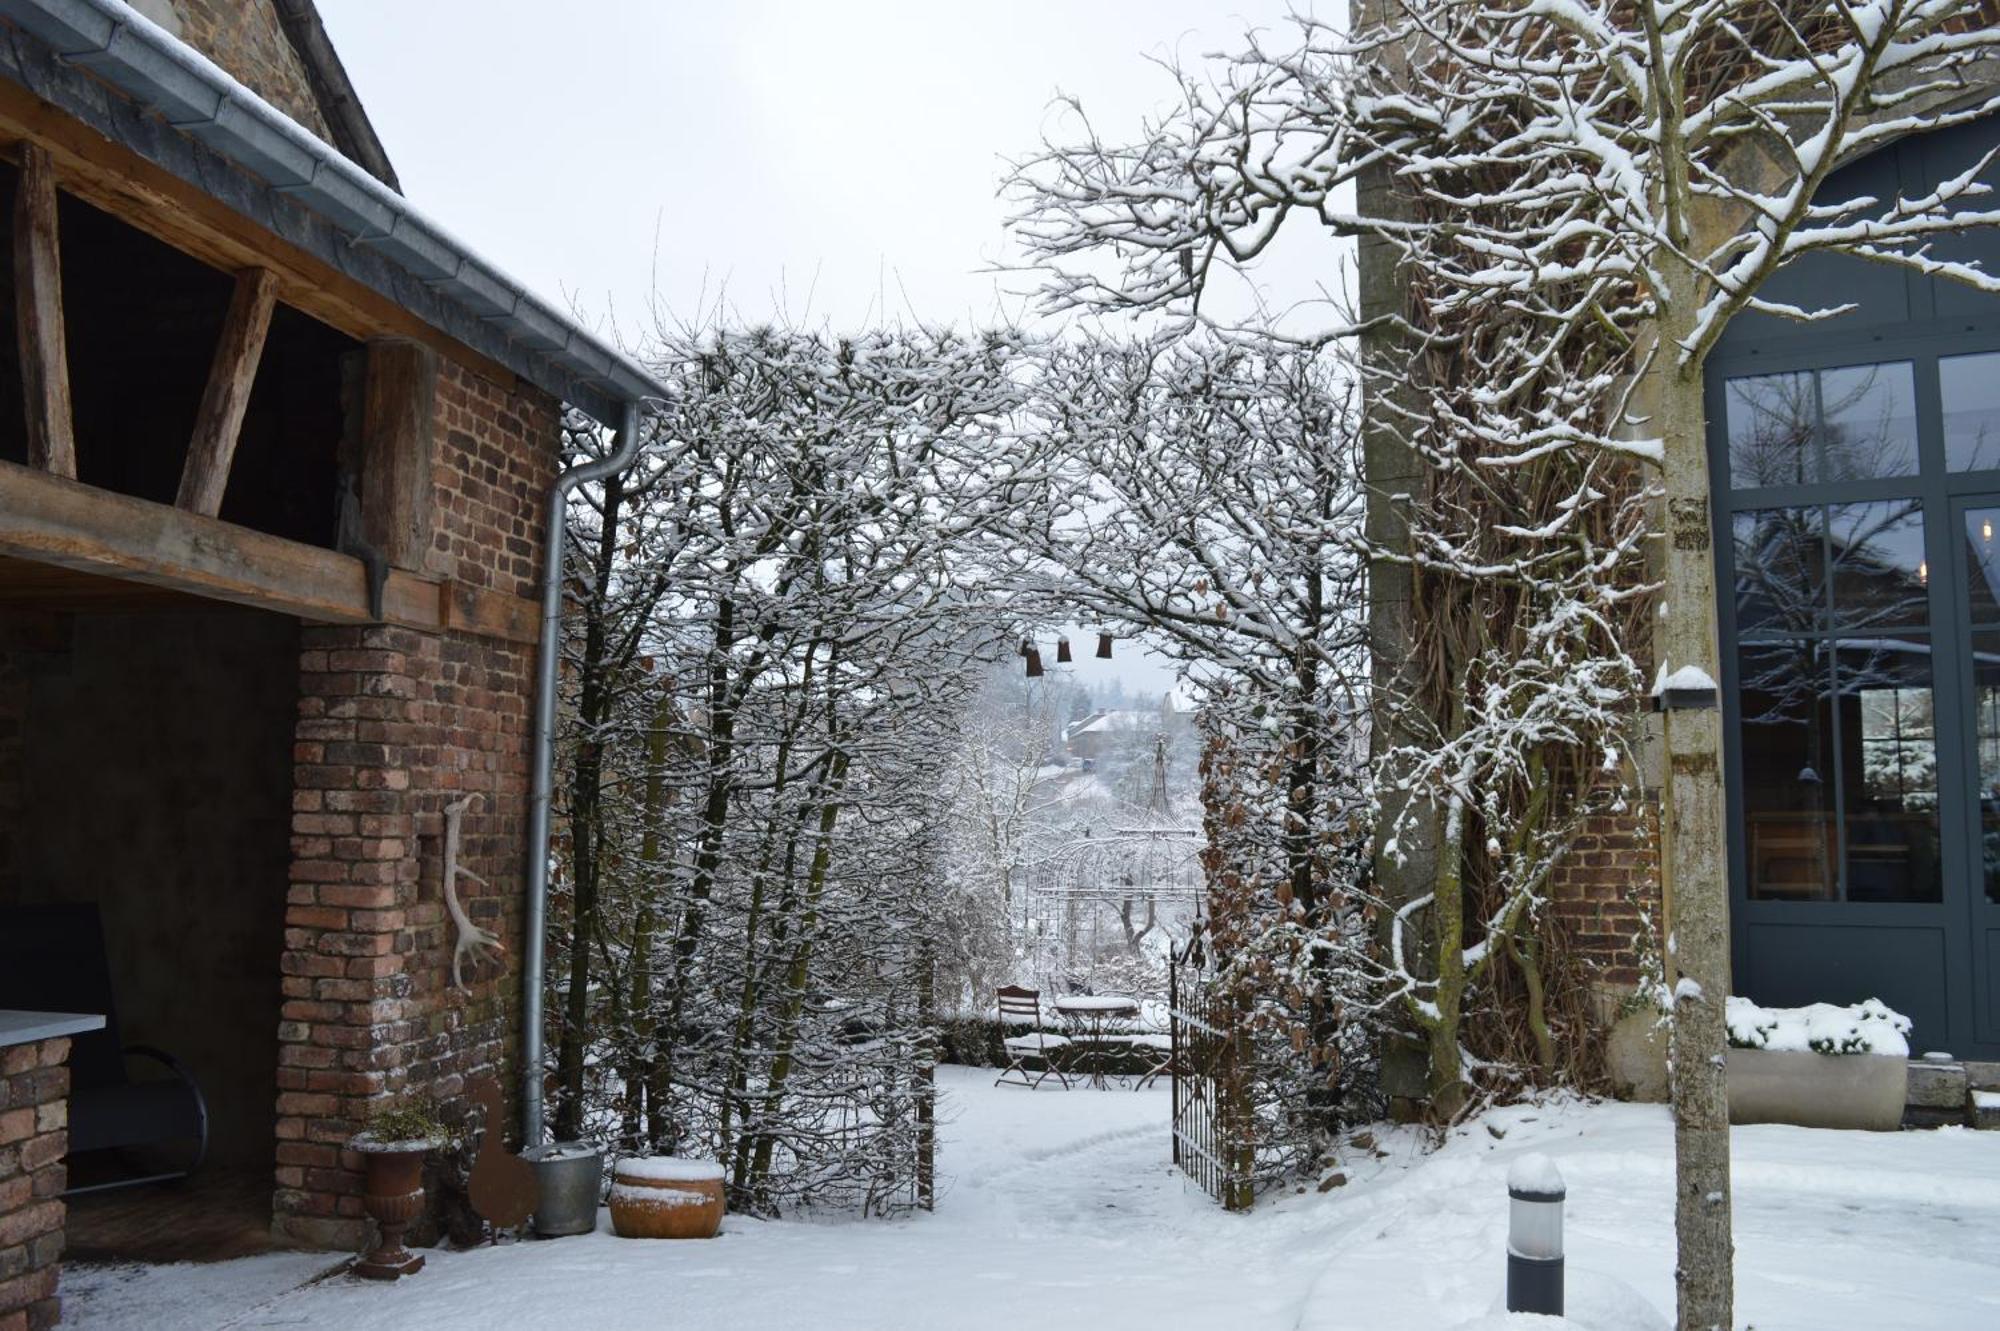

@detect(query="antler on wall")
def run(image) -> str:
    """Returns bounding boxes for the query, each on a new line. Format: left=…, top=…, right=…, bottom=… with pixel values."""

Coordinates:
left=443, top=793, right=505, bottom=991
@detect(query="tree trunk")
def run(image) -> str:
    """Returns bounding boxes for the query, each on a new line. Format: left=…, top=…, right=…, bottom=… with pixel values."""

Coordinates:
left=746, top=753, right=851, bottom=1205
left=1426, top=793, right=1467, bottom=1119
left=1656, top=357, right=1734, bottom=1331
left=553, top=471, right=625, bottom=1143
left=626, top=685, right=672, bottom=1151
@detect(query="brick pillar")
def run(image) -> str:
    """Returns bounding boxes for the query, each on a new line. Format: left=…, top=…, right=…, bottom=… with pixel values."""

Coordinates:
left=0, top=1037, right=73, bottom=1331
left=275, top=623, right=527, bottom=1249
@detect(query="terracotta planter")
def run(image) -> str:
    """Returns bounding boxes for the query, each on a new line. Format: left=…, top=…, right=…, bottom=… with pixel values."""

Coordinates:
left=350, top=1134, right=444, bottom=1279
left=608, top=1157, right=725, bottom=1239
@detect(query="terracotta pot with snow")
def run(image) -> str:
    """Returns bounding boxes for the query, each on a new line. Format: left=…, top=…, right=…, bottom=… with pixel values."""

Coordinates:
left=1726, top=996, right=1910, bottom=1132
left=608, top=1157, right=726, bottom=1239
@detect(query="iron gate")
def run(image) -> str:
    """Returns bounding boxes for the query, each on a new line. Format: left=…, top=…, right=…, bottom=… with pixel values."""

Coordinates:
left=1168, top=942, right=1253, bottom=1210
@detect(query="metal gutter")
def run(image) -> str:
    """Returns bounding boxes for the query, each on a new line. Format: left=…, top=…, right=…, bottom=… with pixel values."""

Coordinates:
left=521, top=401, right=647, bottom=1148
left=0, top=0, right=670, bottom=423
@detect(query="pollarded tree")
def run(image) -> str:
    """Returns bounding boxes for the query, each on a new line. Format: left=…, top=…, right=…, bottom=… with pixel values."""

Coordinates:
left=1010, top=335, right=1379, bottom=1161
left=553, top=323, right=1044, bottom=1215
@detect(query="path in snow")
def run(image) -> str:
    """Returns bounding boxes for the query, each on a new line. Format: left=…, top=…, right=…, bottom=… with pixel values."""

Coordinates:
left=59, top=1069, right=2000, bottom=1330
left=68, top=1067, right=1341, bottom=1331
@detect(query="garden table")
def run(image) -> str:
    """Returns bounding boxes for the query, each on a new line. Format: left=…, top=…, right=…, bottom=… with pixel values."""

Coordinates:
left=1051, top=995, right=1140, bottom=1090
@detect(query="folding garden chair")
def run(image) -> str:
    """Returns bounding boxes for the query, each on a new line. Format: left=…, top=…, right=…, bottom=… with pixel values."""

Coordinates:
left=994, top=985, right=1071, bottom=1090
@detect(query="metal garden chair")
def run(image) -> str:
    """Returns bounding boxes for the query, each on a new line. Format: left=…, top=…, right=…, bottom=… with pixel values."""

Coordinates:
left=994, top=985, right=1071, bottom=1090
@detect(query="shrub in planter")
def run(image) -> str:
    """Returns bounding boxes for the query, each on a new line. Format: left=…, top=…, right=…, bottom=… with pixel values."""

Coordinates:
left=1725, top=997, right=1911, bottom=1131
left=350, top=1097, right=452, bottom=1279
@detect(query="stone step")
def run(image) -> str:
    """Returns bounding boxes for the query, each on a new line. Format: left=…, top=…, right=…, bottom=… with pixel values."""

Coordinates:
left=1906, top=1054, right=1967, bottom=1127
left=1904, top=1055, right=2000, bottom=1129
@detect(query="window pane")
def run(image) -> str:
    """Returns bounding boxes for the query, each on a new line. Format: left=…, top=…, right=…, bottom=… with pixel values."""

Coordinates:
left=1733, top=507, right=1826, bottom=634
left=1942, top=351, right=2000, bottom=472
left=1968, top=507, right=2000, bottom=625
left=1828, top=501, right=1928, bottom=631
left=1739, top=640, right=1836, bottom=900
left=1726, top=372, right=1814, bottom=488
left=1835, top=642, right=1942, bottom=903
left=1972, top=631, right=2000, bottom=905
left=1819, top=362, right=1919, bottom=481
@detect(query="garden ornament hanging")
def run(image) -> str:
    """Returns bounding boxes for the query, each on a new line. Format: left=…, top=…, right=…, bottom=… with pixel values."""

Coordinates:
left=443, top=793, right=505, bottom=991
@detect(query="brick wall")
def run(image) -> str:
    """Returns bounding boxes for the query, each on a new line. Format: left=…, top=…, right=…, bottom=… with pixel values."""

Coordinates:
left=273, top=366, right=555, bottom=1248
left=0, top=1037, right=71, bottom=1331
left=162, top=1, right=334, bottom=143
left=432, top=360, right=549, bottom=600
left=1548, top=795, right=1663, bottom=995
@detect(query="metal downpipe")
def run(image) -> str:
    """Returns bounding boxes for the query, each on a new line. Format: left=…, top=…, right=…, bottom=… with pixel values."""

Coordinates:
left=523, top=400, right=645, bottom=1146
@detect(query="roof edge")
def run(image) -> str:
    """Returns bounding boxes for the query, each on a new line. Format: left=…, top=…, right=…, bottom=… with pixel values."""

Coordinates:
left=271, top=0, right=399, bottom=193
left=0, top=0, right=667, bottom=421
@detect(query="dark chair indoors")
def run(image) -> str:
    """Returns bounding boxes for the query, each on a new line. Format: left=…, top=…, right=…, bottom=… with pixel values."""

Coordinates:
left=0, top=903, right=209, bottom=1193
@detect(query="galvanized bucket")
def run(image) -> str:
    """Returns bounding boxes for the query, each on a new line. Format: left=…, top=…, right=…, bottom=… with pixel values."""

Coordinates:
left=522, top=1142, right=605, bottom=1237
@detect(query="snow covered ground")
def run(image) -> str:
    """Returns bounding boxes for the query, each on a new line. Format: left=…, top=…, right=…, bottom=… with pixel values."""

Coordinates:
left=61, top=1067, right=2000, bottom=1330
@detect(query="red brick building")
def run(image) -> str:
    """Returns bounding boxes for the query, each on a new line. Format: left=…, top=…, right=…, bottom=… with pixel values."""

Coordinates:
left=0, top=1, right=659, bottom=1318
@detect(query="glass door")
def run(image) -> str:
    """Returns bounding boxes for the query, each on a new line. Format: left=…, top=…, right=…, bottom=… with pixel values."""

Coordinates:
left=1957, top=499, right=2000, bottom=1044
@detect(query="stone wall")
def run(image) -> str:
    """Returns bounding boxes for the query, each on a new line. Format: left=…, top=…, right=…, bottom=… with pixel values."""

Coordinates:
left=0, top=1037, right=71, bottom=1331
left=156, top=1, right=334, bottom=144
left=274, top=365, right=555, bottom=1248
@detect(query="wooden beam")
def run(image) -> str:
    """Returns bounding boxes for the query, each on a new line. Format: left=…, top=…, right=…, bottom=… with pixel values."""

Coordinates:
left=176, top=267, right=278, bottom=516
left=442, top=580, right=541, bottom=644
left=360, top=339, right=438, bottom=569
left=0, top=80, right=521, bottom=394
left=0, top=460, right=539, bottom=644
left=13, top=142, right=75, bottom=478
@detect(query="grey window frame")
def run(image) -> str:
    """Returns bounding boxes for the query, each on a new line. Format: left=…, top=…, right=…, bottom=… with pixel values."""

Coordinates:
left=1709, top=319, right=2000, bottom=927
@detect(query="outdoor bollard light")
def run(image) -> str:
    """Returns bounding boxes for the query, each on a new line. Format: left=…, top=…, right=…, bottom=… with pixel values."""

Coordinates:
left=1506, top=1153, right=1564, bottom=1318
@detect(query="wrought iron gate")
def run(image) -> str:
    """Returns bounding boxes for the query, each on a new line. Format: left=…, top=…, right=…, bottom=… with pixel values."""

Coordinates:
left=1168, top=942, right=1254, bottom=1211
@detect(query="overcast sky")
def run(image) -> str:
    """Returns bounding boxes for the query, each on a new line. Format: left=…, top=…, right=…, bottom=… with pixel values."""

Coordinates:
left=314, top=1, right=1338, bottom=695
left=316, top=1, right=1332, bottom=340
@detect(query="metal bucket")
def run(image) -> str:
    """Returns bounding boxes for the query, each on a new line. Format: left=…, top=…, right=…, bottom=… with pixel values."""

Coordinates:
left=522, top=1142, right=604, bottom=1237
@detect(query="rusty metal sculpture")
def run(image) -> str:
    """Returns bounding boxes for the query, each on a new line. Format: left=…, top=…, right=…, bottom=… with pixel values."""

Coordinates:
left=466, top=1076, right=538, bottom=1237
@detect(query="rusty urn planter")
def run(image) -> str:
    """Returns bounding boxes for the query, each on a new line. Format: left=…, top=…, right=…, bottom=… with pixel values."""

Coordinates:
left=349, top=1131, right=447, bottom=1279
left=608, top=1157, right=725, bottom=1239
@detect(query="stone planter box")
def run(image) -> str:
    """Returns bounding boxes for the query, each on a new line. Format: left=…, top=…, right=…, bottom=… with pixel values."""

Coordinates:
left=1727, top=1049, right=1907, bottom=1131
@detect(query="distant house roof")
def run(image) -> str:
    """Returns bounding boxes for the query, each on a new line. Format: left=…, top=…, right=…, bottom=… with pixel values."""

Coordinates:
left=1063, top=706, right=1190, bottom=745
left=0, top=0, right=668, bottom=422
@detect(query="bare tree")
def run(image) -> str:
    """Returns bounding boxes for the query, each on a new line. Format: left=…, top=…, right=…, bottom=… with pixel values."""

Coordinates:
left=1008, top=6, right=2000, bottom=1325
